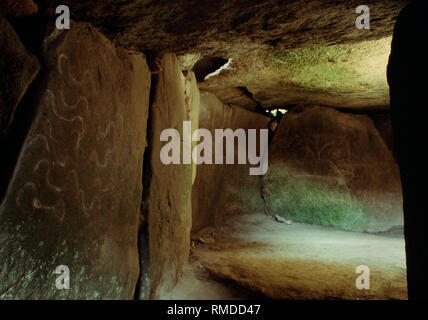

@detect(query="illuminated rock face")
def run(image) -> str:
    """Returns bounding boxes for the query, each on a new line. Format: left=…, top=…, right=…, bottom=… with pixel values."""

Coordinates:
left=146, top=54, right=199, bottom=299
left=200, top=37, right=394, bottom=109
left=0, top=23, right=150, bottom=299
left=40, top=0, right=406, bottom=109
left=45, top=0, right=404, bottom=54
left=263, top=105, right=403, bottom=232
left=192, top=91, right=270, bottom=234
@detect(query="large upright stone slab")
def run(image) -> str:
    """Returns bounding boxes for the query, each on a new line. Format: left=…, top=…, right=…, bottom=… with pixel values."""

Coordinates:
left=0, top=18, right=40, bottom=135
left=263, top=105, right=403, bottom=232
left=192, top=91, right=270, bottom=234
left=0, top=23, right=150, bottom=299
left=191, top=91, right=231, bottom=233
left=147, top=54, right=199, bottom=299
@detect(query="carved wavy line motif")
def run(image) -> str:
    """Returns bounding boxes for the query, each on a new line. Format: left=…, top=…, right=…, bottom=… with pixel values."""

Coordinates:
left=29, top=134, right=50, bottom=154
left=14, top=50, right=119, bottom=221
left=89, top=148, right=115, bottom=168
left=58, top=54, right=94, bottom=88
left=33, top=159, right=62, bottom=193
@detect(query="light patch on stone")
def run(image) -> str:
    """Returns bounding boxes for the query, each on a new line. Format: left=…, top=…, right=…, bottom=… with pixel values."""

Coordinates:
left=201, top=37, right=393, bottom=109
left=204, top=59, right=233, bottom=81
left=178, top=53, right=201, bottom=71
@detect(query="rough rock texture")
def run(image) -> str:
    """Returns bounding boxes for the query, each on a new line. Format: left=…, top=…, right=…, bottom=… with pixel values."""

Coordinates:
left=263, top=105, right=403, bottom=232
left=0, top=0, right=38, bottom=17
left=40, top=0, right=406, bottom=55
left=146, top=54, right=199, bottom=299
left=184, top=71, right=200, bottom=184
left=0, top=18, right=40, bottom=135
left=178, top=54, right=201, bottom=72
left=38, top=0, right=407, bottom=109
left=0, top=23, right=151, bottom=299
left=206, top=87, right=259, bottom=112
left=200, top=37, right=394, bottom=109
left=192, top=91, right=270, bottom=234
left=195, top=214, right=407, bottom=300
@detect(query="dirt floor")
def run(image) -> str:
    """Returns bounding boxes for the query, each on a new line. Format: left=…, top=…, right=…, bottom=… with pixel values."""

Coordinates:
left=162, top=213, right=408, bottom=300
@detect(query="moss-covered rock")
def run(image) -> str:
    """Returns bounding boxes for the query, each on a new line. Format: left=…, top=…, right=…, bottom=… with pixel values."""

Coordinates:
left=263, top=105, right=403, bottom=232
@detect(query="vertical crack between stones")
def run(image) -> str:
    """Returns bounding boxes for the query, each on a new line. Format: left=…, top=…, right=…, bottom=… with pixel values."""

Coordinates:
left=133, top=72, right=158, bottom=300
left=260, top=113, right=283, bottom=217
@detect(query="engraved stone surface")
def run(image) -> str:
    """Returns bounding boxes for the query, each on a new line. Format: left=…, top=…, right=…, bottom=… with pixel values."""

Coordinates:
left=263, top=105, right=403, bottom=232
left=0, top=23, right=150, bottom=299
left=146, top=54, right=199, bottom=299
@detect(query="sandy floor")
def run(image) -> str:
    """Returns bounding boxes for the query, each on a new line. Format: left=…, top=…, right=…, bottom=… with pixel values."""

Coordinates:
left=164, top=213, right=408, bottom=300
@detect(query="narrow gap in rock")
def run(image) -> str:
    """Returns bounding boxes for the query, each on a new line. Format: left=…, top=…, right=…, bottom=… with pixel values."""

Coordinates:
left=204, top=59, right=232, bottom=81
left=192, top=56, right=229, bottom=82
left=260, top=111, right=284, bottom=217
left=236, top=86, right=266, bottom=115
left=134, top=72, right=158, bottom=300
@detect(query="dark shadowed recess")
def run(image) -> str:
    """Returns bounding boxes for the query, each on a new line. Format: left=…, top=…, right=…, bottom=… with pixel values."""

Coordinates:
left=193, top=56, right=229, bottom=82
left=0, top=15, right=51, bottom=202
left=387, top=0, right=428, bottom=300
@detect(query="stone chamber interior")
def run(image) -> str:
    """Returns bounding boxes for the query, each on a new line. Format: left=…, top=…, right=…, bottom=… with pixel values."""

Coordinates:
left=1, top=0, right=427, bottom=300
